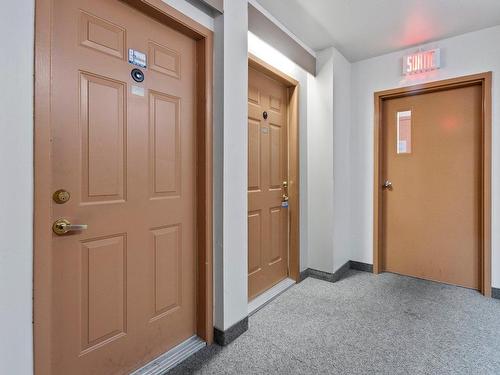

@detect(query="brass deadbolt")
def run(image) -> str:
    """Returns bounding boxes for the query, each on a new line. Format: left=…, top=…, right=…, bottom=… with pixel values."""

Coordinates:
left=53, top=189, right=71, bottom=204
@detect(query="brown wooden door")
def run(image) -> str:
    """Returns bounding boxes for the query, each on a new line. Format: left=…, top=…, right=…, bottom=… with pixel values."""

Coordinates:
left=47, top=0, right=196, bottom=373
left=247, top=67, right=289, bottom=300
left=381, top=84, right=482, bottom=289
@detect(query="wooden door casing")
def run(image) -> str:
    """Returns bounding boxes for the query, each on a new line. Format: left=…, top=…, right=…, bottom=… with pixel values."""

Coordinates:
left=373, top=73, right=492, bottom=296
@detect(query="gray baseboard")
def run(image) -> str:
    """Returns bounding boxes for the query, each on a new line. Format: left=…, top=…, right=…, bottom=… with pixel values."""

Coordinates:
left=299, top=269, right=308, bottom=282
left=493, top=288, right=500, bottom=300
left=304, top=261, right=351, bottom=283
left=300, top=260, right=374, bottom=284
left=302, top=262, right=499, bottom=301
left=214, top=317, right=248, bottom=346
left=349, top=260, right=373, bottom=273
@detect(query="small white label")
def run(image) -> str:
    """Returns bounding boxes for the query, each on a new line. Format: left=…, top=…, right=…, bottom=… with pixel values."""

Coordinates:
left=281, top=201, right=289, bottom=208
left=131, top=85, right=145, bottom=97
left=128, top=49, right=147, bottom=68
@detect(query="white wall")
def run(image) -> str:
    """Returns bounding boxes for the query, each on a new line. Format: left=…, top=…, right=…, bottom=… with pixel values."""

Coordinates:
left=331, top=48, right=352, bottom=272
left=350, top=25, right=500, bottom=288
left=0, top=1, right=34, bottom=374
left=307, top=46, right=352, bottom=274
left=213, top=0, right=249, bottom=331
left=162, top=0, right=214, bottom=30
left=307, top=49, right=335, bottom=273
left=248, top=32, right=310, bottom=271
left=247, top=0, right=317, bottom=58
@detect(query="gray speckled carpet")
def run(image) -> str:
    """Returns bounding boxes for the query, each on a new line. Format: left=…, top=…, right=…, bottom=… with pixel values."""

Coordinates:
left=169, top=270, right=500, bottom=374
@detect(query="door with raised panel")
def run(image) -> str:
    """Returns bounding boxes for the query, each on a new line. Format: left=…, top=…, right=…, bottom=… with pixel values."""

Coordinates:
left=46, top=0, right=196, bottom=373
left=248, top=66, right=289, bottom=300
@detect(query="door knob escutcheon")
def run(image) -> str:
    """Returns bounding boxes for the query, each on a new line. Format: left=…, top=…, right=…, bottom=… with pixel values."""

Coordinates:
left=53, top=218, right=88, bottom=235
left=382, top=180, right=393, bottom=190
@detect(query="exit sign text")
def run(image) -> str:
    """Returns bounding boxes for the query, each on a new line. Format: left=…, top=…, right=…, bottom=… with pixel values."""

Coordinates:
left=403, top=49, right=441, bottom=75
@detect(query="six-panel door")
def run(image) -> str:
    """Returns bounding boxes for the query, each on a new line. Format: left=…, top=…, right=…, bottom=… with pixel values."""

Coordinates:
left=49, top=0, right=197, bottom=373
left=248, top=67, right=289, bottom=301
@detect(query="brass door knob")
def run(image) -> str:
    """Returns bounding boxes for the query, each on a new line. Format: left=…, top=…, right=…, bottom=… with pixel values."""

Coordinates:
left=382, top=180, right=393, bottom=190
left=53, top=218, right=88, bottom=235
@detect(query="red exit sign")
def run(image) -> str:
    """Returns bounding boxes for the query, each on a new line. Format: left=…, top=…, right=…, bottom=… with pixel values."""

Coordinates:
left=403, top=49, right=441, bottom=75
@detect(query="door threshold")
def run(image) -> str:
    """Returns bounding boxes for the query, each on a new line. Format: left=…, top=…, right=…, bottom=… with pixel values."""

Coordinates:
left=248, top=278, right=295, bottom=316
left=130, top=336, right=205, bottom=375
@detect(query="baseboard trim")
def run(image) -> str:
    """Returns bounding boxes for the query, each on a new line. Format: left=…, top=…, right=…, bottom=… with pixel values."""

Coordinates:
left=130, top=335, right=205, bottom=375
left=492, top=287, right=500, bottom=300
left=300, top=260, right=374, bottom=284
left=299, top=268, right=309, bottom=282
left=349, top=260, right=373, bottom=273
left=303, top=261, right=351, bottom=283
left=214, top=317, right=249, bottom=346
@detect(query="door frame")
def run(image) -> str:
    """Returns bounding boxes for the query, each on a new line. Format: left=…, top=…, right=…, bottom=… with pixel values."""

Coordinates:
left=373, top=72, right=492, bottom=296
left=33, top=0, right=214, bottom=373
left=248, top=53, right=300, bottom=282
